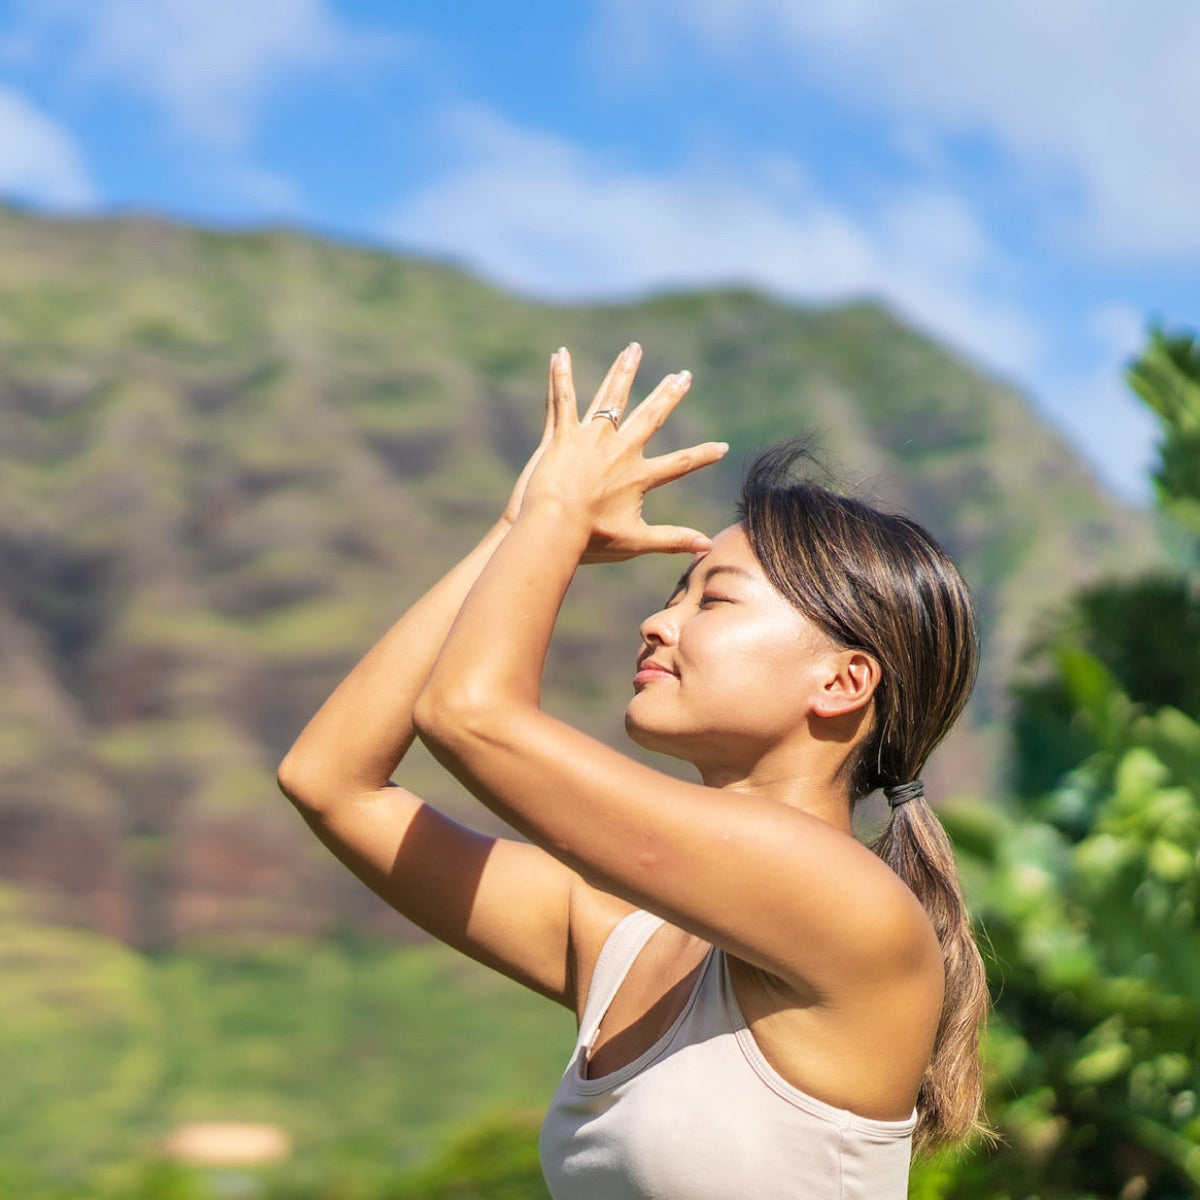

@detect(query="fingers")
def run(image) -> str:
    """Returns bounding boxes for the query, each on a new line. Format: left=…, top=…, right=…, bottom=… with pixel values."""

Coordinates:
left=549, top=347, right=578, bottom=431
left=637, top=525, right=714, bottom=555
left=622, top=368, right=693, bottom=438
left=541, top=353, right=559, bottom=443
left=549, top=344, right=709, bottom=463
left=644, top=440, right=730, bottom=488
left=583, top=342, right=642, bottom=423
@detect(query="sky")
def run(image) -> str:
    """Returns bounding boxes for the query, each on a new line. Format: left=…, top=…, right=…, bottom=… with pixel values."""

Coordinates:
left=0, top=0, right=1197, bottom=502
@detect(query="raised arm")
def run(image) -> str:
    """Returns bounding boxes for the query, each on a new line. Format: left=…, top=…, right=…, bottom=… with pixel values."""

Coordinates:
left=414, top=346, right=935, bottom=997
left=277, top=360, right=589, bottom=1005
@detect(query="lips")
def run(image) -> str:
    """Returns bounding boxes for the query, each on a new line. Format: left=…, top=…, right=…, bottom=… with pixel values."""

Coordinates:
left=633, top=657, right=677, bottom=685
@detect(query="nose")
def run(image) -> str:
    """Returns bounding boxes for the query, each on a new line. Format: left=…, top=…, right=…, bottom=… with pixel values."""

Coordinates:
left=638, top=603, right=678, bottom=649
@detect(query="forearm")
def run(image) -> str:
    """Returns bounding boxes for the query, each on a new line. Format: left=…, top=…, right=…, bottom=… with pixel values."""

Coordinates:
left=411, top=343, right=718, bottom=846
left=278, top=517, right=514, bottom=810
left=415, top=499, right=586, bottom=726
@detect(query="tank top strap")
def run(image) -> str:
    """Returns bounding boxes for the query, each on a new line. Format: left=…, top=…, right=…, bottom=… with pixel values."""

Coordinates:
left=578, top=909, right=665, bottom=1049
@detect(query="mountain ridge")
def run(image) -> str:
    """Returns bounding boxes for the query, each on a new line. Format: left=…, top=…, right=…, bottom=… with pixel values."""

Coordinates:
left=0, top=206, right=1158, bottom=947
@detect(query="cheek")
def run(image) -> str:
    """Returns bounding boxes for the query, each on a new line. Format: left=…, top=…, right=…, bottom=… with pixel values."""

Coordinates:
left=688, top=622, right=818, bottom=717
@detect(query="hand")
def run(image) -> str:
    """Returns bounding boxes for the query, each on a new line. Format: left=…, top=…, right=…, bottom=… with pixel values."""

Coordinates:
left=519, top=343, right=728, bottom=562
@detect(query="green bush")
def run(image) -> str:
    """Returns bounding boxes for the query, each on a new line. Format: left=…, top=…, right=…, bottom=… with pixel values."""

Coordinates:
left=0, top=909, right=569, bottom=1198
left=929, top=691, right=1200, bottom=1198
left=391, top=1110, right=551, bottom=1200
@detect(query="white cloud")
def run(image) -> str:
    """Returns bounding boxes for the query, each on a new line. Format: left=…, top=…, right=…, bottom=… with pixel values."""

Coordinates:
left=388, top=106, right=1172, bottom=497
left=22, top=0, right=405, bottom=149
left=216, top=161, right=304, bottom=215
left=602, top=0, right=1200, bottom=259
left=386, top=107, right=1039, bottom=379
left=0, top=85, right=95, bottom=207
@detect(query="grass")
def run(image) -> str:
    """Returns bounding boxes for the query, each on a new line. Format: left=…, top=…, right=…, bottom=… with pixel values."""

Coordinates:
left=0, top=892, right=573, bottom=1196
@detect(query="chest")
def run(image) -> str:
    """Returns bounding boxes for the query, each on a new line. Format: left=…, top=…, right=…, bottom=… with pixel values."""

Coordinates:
left=584, top=940, right=713, bottom=1079
left=580, top=925, right=920, bottom=1122
left=542, top=957, right=913, bottom=1200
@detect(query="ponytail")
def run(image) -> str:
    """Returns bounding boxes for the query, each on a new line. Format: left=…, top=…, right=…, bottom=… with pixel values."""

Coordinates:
left=739, top=441, right=992, bottom=1154
left=872, top=792, right=991, bottom=1154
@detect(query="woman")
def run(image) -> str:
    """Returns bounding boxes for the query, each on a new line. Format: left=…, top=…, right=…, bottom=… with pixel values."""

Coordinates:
left=277, top=343, right=989, bottom=1198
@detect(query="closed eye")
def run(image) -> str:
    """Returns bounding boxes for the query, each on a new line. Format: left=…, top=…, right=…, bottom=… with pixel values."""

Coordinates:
left=699, top=592, right=735, bottom=607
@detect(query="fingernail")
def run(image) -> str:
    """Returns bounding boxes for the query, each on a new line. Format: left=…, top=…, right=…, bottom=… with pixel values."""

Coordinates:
left=715, top=441, right=729, bottom=454
left=677, top=370, right=692, bottom=384
left=690, top=535, right=712, bottom=553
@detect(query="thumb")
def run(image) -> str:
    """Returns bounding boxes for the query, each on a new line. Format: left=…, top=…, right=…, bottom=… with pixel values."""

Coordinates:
left=640, top=525, right=712, bottom=555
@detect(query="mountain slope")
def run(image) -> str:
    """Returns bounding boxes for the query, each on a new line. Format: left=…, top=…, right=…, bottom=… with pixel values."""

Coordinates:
left=0, top=206, right=1158, bottom=945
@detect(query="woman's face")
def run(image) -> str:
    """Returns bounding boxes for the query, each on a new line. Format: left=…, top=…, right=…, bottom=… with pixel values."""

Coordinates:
left=625, top=523, right=845, bottom=774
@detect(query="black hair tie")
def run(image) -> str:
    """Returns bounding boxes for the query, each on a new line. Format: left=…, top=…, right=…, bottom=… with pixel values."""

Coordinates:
left=883, top=779, right=924, bottom=809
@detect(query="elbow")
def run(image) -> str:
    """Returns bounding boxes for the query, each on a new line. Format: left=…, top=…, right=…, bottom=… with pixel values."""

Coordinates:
left=413, top=681, right=507, bottom=755
left=411, top=684, right=442, bottom=746
left=276, top=749, right=311, bottom=809
left=412, top=683, right=475, bottom=751
left=276, top=749, right=334, bottom=817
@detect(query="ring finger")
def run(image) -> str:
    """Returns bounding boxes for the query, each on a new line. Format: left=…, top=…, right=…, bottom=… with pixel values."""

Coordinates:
left=582, top=341, right=642, bottom=426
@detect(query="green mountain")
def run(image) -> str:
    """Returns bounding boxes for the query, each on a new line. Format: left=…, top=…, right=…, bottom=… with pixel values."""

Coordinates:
left=0, top=204, right=1158, bottom=948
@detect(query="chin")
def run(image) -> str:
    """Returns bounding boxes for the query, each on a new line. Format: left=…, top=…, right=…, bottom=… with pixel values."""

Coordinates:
left=623, top=703, right=700, bottom=764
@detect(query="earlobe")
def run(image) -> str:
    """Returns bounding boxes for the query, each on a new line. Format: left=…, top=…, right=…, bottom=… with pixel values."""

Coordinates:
left=813, top=651, right=880, bottom=718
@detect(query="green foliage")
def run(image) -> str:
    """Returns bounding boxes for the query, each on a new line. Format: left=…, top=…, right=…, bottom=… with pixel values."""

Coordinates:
left=0, top=888, right=162, bottom=1176
left=1009, top=325, right=1200, bottom=809
left=391, top=1111, right=551, bottom=1200
left=921, top=322, right=1200, bottom=1199
left=1127, top=328, right=1200, bottom=535
left=934, top=694, right=1200, bottom=1198
left=147, top=937, right=570, bottom=1167
left=0, top=908, right=570, bottom=1197
left=1010, top=575, right=1200, bottom=804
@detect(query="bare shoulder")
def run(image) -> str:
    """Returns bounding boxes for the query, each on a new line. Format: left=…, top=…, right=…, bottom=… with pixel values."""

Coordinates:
left=725, top=842, right=944, bottom=1117
left=858, top=841, right=943, bottom=962
left=858, top=837, right=943, bottom=962
left=765, top=814, right=945, bottom=1000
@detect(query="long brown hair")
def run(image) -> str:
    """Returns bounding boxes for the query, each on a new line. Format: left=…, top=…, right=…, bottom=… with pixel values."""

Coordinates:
left=739, top=442, right=990, bottom=1154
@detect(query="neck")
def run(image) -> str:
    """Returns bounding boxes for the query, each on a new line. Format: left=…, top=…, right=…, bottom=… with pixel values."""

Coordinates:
left=697, top=754, right=854, bottom=833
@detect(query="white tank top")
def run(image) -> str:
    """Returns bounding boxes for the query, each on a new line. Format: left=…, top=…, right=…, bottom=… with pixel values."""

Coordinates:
left=540, top=909, right=916, bottom=1199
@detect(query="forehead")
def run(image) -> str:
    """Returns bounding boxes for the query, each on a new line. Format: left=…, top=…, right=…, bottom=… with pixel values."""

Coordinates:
left=673, top=524, right=764, bottom=592
left=705, top=523, right=757, bottom=566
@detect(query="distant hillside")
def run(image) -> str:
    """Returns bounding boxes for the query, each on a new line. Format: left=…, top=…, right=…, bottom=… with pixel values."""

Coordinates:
left=0, top=205, right=1159, bottom=947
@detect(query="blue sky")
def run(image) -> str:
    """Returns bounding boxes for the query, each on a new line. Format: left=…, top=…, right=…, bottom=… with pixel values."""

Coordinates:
left=1, top=0, right=1197, bottom=501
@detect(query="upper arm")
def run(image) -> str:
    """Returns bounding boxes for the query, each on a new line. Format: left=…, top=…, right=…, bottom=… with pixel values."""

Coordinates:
left=285, top=780, right=582, bottom=1006
left=416, top=708, right=937, bottom=999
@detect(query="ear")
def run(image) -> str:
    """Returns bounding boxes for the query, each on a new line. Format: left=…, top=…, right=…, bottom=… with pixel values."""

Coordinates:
left=811, top=650, right=880, bottom=718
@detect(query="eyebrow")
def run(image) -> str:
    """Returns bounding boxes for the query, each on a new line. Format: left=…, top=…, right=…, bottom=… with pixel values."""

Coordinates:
left=704, top=565, right=756, bottom=583
left=668, top=561, right=756, bottom=598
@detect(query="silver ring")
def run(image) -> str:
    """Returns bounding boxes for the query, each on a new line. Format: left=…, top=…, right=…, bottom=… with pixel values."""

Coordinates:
left=591, top=407, right=621, bottom=428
